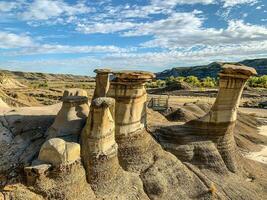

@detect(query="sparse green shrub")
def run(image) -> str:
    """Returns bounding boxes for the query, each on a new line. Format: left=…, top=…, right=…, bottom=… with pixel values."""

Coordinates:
left=202, top=77, right=217, bottom=87
left=248, top=75, right=267, bottom=88
left=184, top=76, right=201, bottom=87
left=146, top=80, right=166, bottom=88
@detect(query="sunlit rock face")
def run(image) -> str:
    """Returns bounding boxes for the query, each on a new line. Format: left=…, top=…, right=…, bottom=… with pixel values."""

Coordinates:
left=38, top=138, right=81, bottom=166
left=81, top=97, right=119, bottom=187
left=47, top=89, right=89, bottom=141
left=93, top=69, right=111, bottom=99
left=107, top=71, right=156, bottom=171
left=108, top=71, right=155, bottom=137
left=157, top=64, right=257, bottom=173
left=197, top=64, right=257, bottom=123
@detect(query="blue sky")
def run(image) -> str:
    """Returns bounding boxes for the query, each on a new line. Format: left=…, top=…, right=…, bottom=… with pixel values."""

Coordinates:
left=0, top=0, right=267, bottom=75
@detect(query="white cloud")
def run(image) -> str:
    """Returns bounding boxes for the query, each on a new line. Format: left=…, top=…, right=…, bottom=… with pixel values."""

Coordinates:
left=221, top=0, right=258, bottom=7
left=20, top=0, right=90, bottom=21
left=2, top=40, right=267, bottom=75
left=13, top=44, right=128, bottom=55
left=122, top=14, right=267, bottom=50
left=76, top=21, right=137, bottom=34
left=0, top=1, right=19, bottom=12
left=0, top=31, right=34, bottom=48
left=0, top=31, right=127, bottom=55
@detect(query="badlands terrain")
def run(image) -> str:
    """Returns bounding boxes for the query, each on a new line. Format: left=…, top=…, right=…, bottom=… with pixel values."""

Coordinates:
left=0, top=64, right=267, bottom=200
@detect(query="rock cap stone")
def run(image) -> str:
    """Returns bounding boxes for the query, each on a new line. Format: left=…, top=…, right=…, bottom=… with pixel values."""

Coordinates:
left=94, top=68, right=112, bottom=74
left=112, top=70, right=155, bottom=82
left=221, top=64, right=257, bottom=76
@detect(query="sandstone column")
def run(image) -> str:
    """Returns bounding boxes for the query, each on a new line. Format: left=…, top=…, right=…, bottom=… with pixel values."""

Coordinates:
left=81, top=97, right=119, bottom=189
left=107, top=71, right=155, bottom=170
left=191, top=64, right=257, bottom=172
left=198, top=64, right=257, bottom=123
left=93, top=69, right=111, bottom=99
left=47, top=91, right=89, bottom=141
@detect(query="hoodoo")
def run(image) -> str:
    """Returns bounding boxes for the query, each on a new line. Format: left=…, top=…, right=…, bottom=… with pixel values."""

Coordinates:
left=81, top=97, right=119, bottom=188
left=107, top=71, right=158, bottom=171
left=46, top=89, right=89, bottom=141
left=158, top=64, right=257, bottom=172
left=93, top=69, right=112, bottom=99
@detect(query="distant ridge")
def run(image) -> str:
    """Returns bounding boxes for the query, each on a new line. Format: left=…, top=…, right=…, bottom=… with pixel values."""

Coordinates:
left=156, top=58, right=267, bottom=79
left=0, top=69, right=94, bottom=82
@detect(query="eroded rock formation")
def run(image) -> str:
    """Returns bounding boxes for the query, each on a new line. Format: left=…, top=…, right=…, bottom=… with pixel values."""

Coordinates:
left=1, top=66, right=267, bottom=200
left=47, top=89, right=89, bottom=141
left=81, top=97, right=119, bottom=187
left=158, top=64, right=257, bottom=173
left=38, top=138, right=81, bottom=166
left=107, top=71, right=156, bottom=171
left=93, top=69, right=111, bottom=99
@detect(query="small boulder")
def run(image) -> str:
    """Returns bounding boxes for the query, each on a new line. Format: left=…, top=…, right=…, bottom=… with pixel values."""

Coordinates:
left=38, top=138, right=80, bottom=166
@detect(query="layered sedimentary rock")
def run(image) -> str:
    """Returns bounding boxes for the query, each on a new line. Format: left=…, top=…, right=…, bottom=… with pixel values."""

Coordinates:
left=157, top=64, right=257, bottom=172
left=81, top=97, right=119, bottom=187
left=47, top=89, right=89, bottom=141
left=196, top=64, right=257, bottom=123
left=93, top=69, right=111, bottom=99
left=107, top=71, right=156, bottom=171
left=81, top=97, right=149, bottom=199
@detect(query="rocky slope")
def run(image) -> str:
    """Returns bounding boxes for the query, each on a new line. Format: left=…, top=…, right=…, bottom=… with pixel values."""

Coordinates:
left=1, top=67, right=267, bottom=200
left=156, top=58, right=267, bottom=79
left=0, top=69, right=94, bottom=82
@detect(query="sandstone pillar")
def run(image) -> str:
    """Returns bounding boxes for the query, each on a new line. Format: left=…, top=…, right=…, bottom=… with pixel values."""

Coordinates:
left=93, top=69, right=111, bottom=99
left=107, top=71, right=155, bottom=170
left=198, top=64, right=257, bottom=123
left=47, top=91, right=89, bottom=141
left=81, top=97, right=119, bottom=188
left=191, top=64, right=257, bottom=172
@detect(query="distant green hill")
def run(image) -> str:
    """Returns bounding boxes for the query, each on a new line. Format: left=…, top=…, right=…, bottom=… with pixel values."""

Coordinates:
left=156, top=58, right=267, bottom=79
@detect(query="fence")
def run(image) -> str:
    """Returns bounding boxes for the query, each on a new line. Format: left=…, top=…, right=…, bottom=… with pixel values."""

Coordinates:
left=148, top=95, right=169, bottom=111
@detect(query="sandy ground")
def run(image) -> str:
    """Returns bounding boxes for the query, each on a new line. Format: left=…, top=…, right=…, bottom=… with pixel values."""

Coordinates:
left=244, top=123, right=267, bottom=164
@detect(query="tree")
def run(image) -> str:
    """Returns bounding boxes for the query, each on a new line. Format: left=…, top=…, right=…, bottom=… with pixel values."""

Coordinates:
left=184, top=76, right=200, bottom=87
left=202, top=77, right=217, bottom=87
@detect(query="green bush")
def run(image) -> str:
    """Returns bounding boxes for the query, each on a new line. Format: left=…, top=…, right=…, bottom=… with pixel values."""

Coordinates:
left=248, top=75, right=267, bottom=88
left=184, top=76, right=201, bottom=87
left=146, top=80, right=166, bottom=88
left=201, top=77, right=217, bottom=87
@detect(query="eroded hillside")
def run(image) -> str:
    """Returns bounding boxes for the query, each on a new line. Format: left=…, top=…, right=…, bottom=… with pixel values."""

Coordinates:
left=0, top=65, right=267, bottom=200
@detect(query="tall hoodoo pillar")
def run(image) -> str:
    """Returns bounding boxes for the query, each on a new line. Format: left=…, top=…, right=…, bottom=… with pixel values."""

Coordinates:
left=107, top=71, right=155, bottom=170
left=93, top=69, right=111, bottom=99
left=81, top=97, right=119, bottom=188
left=191, top=64, right=257, bottom=172
left=198, top=64, right=257, bottom=123
left=47, top=92, right=89, bottom=141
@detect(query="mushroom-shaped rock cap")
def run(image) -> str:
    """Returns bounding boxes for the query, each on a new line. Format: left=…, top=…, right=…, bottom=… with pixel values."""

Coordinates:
left=221, top=64, right=257, bottom=76
left=112, top=70, right=155, bottom=82
left=94, top=68, right=112, bottom=74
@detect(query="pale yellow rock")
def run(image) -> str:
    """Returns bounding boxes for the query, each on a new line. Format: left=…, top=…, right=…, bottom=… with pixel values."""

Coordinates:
left=198, top=64, right=256, bottom=123
left=93, top=68, right=112, bottom=99
left=63, top=88, right=88, bottom=97
left=108, top=71, right=154, bottom=137
left=47, top=94, right=89, bottom=139
left=38, top=138, right=80, bottom=166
